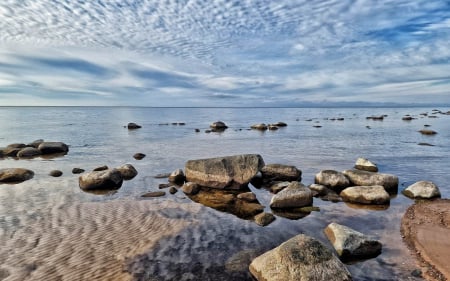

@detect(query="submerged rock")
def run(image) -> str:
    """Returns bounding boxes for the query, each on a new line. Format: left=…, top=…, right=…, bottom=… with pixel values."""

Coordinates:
left=79, top=169, right=123, bottom=191
left=185, top=154, right=265, bottom=189
left=270, top=182, right=313, bottom=209
left=261, top=164, right=301, bottom=182
left=342, top=169, right=398, bottom=193
left=237, top=192, right=257, bottom=202
left=354, top=158, right=378, bottom=172
left=0, top=168, right=34, bottom=183
left=324, top=222, right=382, bottom=260
left=402, top=181, right=441, bottom=199
left=340, top=185, right=390, bottom=205
left=314, top=170, right=350, bottom=191
left=116, top=164, right=138, bottom=180
left=251, top=123, right=268, bottom=131
left=249, top=234, right=352, bottom=281
left=127, top=122, right=142, bottom=129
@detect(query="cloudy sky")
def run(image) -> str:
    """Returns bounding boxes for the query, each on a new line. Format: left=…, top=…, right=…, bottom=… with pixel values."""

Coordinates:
left=1, top=0, right=449, bottom=106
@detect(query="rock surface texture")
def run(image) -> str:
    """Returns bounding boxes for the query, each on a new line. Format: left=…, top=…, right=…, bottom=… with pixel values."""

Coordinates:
left=314, top=170, right=350, bottom=191
left=270, top=182, right=313, bottom=209
left=342, top=170, right=398, bottom=192
left=79, top=169, right=123, bottom=191
left=261, top=164, right=301, bottom=182
left=354, top=158, right=378, bottom=172
left=340, top=185, right=390, bottom=205
left=402, top=181, right=441, bottom=199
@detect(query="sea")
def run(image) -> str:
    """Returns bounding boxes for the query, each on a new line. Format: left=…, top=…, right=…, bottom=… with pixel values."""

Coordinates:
left=0, top=106, right=449, bottom=281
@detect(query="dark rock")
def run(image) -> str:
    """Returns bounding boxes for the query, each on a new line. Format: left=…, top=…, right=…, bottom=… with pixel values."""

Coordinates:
left=116, top=164, right=138, bottom=180
left=6, top=143, right=26, bottom=149
left=273, top=122, right=287, bottom=127
left=182, top=182, right=200, bottom=195
left=402, top=116, right=414, bottom=121
left=210, top=121, right=228, bottom=130
left=154, top=173, right=171, bottom=179
left=3, top=147, right=21, bottom=157
left=250, top=172, right=263, bottom=188
left=79, top=169, right=123, bottom=191
left=324, top=222, right=382, bottom=260
left=93, top=165, right=109, bottom=171
left=72, top=168, right=85, bottom=174
left=169, top=186, right=178, bottom=194
left=17, top=147, right=41, bottom=158
left=270, top=182, right=313, bottom=209
left=185, top=154, right=265, bottom=189
left=49, top=170, right=63, bottom=177
left=133, top=153, right=146, bottom=160
left=402, top=181, right=441, bottom=199
left=249, top=234, right=352, bottom=281
left=195, top=128, right=200, bottom=133
left=354, top=158, right=378, bottom=172
left=254, top=212, right=276, bottom=226
left=141, top=191, right=166, bottom=198
left=0, top=168, right=34, bottom=183
left=340, top=185, right=390, bottom=205
left=127, top=122, right=142, bottom=129
left=343, top=169, right=398, bottom=193
left=159, top=183, right=171, bottom=189
left=419, top=129, right=437, bottom=135
left=261, top=164, right=301, bottom=182
left=38, top=142, right=69, bottom=154
left=268, top=125, right=278, bottom=130
left=418, top=143, right=435, bottom=146
left=27, top=139, right=44, bottom=148
left=168, top=168, right=185, bottom=183
left=314, top=170, right=350, bottom=191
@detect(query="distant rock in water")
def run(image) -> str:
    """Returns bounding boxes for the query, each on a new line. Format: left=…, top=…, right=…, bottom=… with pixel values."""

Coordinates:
left=402, top=181, right=441, bottom=199
left=418, top=143, right=434, bottom=146
left=133, top=153, right=146, bottom=160
left=79, top=169, right=123, bottom=191
left=72, top=168, right=85, bottom=174
left=419, top=129, right=437, bottom=135
left=49, top=170, right=63, bottom=177
left=354, top=158, right=378, bottom=172
left=127, top=122, right=142, bottom=129
left=254, top=212, right=275, bottom=226
left=251, top=123, right=268, bottom=131
left=141, top=191, right=166, bottom=198
left=169, top=168, right=185, bottom=184
left=210, top=121, right=228, bottom=131
left=17, top=147, right=41, bottom=158
left=27, top=139, right=44, bottom=148
left=0, top=168, right=34, bottom=183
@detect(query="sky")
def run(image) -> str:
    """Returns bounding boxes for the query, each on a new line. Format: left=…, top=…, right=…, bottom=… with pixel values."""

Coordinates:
left=0, top=0, right=450, bottom=107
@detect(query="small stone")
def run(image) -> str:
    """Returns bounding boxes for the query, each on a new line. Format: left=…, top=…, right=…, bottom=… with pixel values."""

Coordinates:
left=169, top=186, right=178, bottom=194
left=49, top=170, right=63, bottom=177
left=254, top=212, right=276, bottom=226
left=354, top=158, right=378, bottom=172
left=340, top=185, right=390, bottom=205
left=168, top=168, right=185, bottom=183
left=419, top=129, right=437, bottom=135
left=116, top=164, right=138, bottom=180
left=72, top=168, right=85, bottom=174
left=0, top=168, right=34, bottom=183
left=133, top=153, right=146, bottom=160
left=269, top=181, right=290, bottom=194
left=93, top=165, right=108, bottom=171
left=154, top=173, right=171, bottom=179
left=127, top=122, right=142, bottom=129
left=159, top=183, right=171, bottom=189
left=141, top=191, right=166, bottom=198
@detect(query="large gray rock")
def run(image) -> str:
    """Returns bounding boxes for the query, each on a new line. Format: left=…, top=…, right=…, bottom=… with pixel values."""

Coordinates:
left=79, top=169, right=123, bottom=191
left=261, top=164, right=301, bottom=182
left=249, top=234, right=352, bottom=281
left=340, top=185, right=390, bottom=205
left=314, top=170, right=350, bottom=191
left=17, top=147, right=41, bottom=158
left=270, top=182, right=313, bottom=209
left=342, top=169, right=398, bottom=192
left=38, top=142, right=69, bottom=154
left=324, top=222, right=382, bottom=260
left=115, top=164, right=138, bottom=180
left=185, top=154, right=265, bottom=189
left=354, top=158, right=378, bottom=172
left=0, top=168, right=34, bottom=183
left=402, top=181, right=441, bottom=199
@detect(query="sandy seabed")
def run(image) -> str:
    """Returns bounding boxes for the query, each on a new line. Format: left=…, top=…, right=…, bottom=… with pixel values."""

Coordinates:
left=0, top=200, right=200, bottom=281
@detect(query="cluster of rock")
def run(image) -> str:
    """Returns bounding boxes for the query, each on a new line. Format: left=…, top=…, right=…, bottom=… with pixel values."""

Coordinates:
left=78, top=164, right=138, bottom=191
left=250, top=122, right=287, bottom=131
left=0, top=140, right=69, bottom=158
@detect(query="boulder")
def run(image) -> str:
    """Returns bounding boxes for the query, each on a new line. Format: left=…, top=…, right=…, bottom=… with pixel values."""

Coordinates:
left=17, top=147, right=41, bottom=158
left=210, top=121, right=228, bottom=130
left=314, top=170, right=350, bottom=191
left=38, top=142, right=69, bottom=154
left=270, top=182, right=313, bottom=209
left=249, top=234, right=352, bottom=281
left=237, top=192, right=257, bottom=202
left=251, top=123, right=268, bottom=131
left=133, top=153, right=146, bottom=160
left=342, top=169, right=398, bottom=192
left=182, top=182, right=200, bottom=195
left=402, top=181, right=441, bottom=199
left=354, top=158, right=378, bottom=172
left=254, top=212, right=276, bottom=226
left=340, top=185, right=390, bottom=205
left=0, top=168, right=34, bottom=183
left=49, top=170, right=63, bottom=177
left=79, top=169, right=123, bottom=191
left=127, top=122, right=142, bottom=129
left=116, top=164, right=138, bottom=180
left=261, top=164, right=301, bottom=182
left=185, top=154, right=265, bottom=189
left=324, top=222, right=382, bottom=260
left=168, top=168, right=185, bottom=183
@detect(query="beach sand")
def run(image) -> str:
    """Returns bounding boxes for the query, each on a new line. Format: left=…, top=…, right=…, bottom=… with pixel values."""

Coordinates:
left=401, top=199, right=450, bottom=281
left=0, top=199, right=200, bottom=281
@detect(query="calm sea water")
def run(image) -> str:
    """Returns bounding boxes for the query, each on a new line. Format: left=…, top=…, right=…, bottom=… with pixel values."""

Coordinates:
left=0, top=107, right=449, bottom=281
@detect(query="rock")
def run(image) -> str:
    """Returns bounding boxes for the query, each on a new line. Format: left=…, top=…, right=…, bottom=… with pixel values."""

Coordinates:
left=182, top=182, right=200, bottom=195
left=79, top=169, right=123, bottom=191
left=342, top=169, right=398, bottom=193
left=268, top=125, right=279, bottom=130
left=27, top=139, right=44, bottom=148
left=270, top=182, right=313, bottom=209
left=269, top=181, right=290, bottom=194
left=17, top=147, right=41, bottom=158
left=3, top=147, right=21, bottom=157
left=154, top=173, right=171, bottom=179
left=249, top=234, right=352, bottom=281
left=314, top=170, right=350, bottom=191
left=254, top=212, right=276, bottom=226
left=127, top=122, right=142, bottom=129
left=93, top=165, right=109, bottom=171
left=185, top=154, right=265, bottom=189
left=418, top=143, right=435, bottom=146
left=0, top=168, right=34, bottom=183
left=237, top=192, right=257, bottom=202
left=354, top=158, right=378, bottom=172
left=116, top=164, right=138, bottom=180
left=6, top=143, right=26, bottom=149
left=168, top=168, right=185, bottom=183
left=273, top=122, right=287, bottom=127
left=251, top=123, right=268, bottom=130
left=367, top=115, right=384, bottom=120
left=49, top=170, right=63, bottom=177
left=324, top=222, right=382, bottom=260
left=340, top=185, right=390, bottom=205
left=250, top=172, right=263, bottom=188
left=72, top=168, right=85, bottom=174
left=38, top=142, right=69, bottom=154
left=141, top=191, right=166, bottom=197
left=210, top=121, right=228, bottom=130
left=133, top=153, right=146, bottom=160
left=419, top=129, right=437, bottom=135
left=402, top=116, right=414, bottom=121
left=195, top=128, right=200, bottom=133
left=169, top=186, right=178, bottom=194
left=308, top=183, right=329, bottom=196
left=402, top=181, right=441, bottom=199
left=158, top=183, right=171, bottom=189
left=261, top=164, right=301, bottom=182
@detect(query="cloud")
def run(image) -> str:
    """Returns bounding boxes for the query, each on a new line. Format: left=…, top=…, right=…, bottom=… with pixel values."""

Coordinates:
left=0, top=0, right=449, bottom=106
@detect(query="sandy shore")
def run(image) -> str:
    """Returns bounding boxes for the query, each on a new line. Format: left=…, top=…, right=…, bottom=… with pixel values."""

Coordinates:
left=401, top=199, right=450, bottom=281
left=0, top=199, right=200, bottom=281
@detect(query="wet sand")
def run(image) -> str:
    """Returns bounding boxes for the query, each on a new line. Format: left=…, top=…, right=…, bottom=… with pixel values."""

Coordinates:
left=0, top=200, right=200, bottom=281
left=401, top=199, right=450, bottom=281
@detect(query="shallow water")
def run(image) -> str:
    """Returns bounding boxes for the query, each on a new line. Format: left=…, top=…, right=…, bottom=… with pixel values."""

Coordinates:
left=0, top=107, right=449, bottom=280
